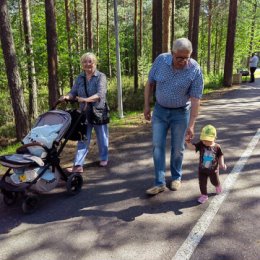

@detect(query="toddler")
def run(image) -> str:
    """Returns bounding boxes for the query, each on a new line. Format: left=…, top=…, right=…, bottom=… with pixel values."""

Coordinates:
left=186, top=125, right=227, bottom=204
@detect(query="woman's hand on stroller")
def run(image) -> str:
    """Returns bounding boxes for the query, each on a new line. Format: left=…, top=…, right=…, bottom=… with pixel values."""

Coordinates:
left=53, top=95, right=75, bottom=109
left=59, top=95, right=71, bottom=102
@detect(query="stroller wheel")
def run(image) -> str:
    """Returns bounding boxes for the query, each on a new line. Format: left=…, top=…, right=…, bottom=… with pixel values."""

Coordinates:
left=22, top=195, right=39, bottom=214
left=66, top=173, right=83, bottom=195
left=3, top=191, right=18, bottom=206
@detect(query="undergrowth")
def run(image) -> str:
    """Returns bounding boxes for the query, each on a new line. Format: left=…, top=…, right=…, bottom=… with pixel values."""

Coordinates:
left=0, top=72, right=228, bottom=153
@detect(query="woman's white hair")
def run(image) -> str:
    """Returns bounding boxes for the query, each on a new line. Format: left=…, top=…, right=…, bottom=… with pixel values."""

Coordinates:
left=172, top=38, right=193, bottom=53
left=80, top=52, right=98, bottom=65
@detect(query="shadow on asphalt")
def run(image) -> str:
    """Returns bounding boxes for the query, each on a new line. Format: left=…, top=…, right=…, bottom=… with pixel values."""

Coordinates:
left=0, top=81, right=259, bottom=236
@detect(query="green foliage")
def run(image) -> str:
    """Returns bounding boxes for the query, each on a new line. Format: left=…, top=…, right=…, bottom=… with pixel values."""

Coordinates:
left=234, top=1, right=255, bottom=70
left=198, top=1, right=260, bottom=74
left=0, top=123, right=16, bottom=139
left=0, top=90, right=13, bottom=126
left=0, top=142, right=20, bottom=156
left=174, top=1, right=189, bottom=38
left=0, top=70, right=228, bottom=146
left=203, top=73, right=224, bottom=94
left=107, top=76, right=145, bottom=111
left=109, top=111, right=142, bottom=125
left=0, top=50, right=7, bottom=89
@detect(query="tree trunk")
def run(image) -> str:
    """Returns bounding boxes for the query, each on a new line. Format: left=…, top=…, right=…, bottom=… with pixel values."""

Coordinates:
left=134, top=0, right=138, bottom=93
left=199, top=12, right=206, bottom=70
left=248, top=0, right=257, bottom=65
left=18, top=1, right=24, bottom=50
left=17, top=1, right=26, bottom=88
left=188, top=0, right=194, bottom=41
left=223, top=0, right=238, bottom=87
left=106, top=0, right=112, bottom=77
left=0, top=0, right=29, bottom=140
left=213, top=18, right=219, bottom=75
left=217, top=20, right=224, bottom=74
left=139, top=0, right=143, bottom=57
left=113, top=0, right=123, bottom=118
left=65, top=0, right=74, bottom=88
left=73, top=0, right=80, bottom=75
left=152, top=0, right=162, bottom=61
left=45, top=0, right=59, bottom=107
left=87, top=0, right=93, bottom=51
left=96, top=0, right=99, bottom=56
left=171, top=0, right=175, bottom=43
left=21, top=0, right=38, bottom=123
left=191, top=0, right=200, bottom=60
left=84, top=0, right=87, bottom=51
left=207, top=0, right=212, bottom=74
left=139, top=0, right=145, bottom=86
left=162, top=0, right=171, bottom=52
left=73, top=0, right=79, bottom=54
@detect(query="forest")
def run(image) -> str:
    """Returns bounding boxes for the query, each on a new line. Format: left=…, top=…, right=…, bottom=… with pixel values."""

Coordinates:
left=0, top=0, right=259, bottom=141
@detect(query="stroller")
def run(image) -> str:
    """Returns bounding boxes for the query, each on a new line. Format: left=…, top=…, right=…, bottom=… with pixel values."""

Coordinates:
left=0, top=101, right=86, bottom=213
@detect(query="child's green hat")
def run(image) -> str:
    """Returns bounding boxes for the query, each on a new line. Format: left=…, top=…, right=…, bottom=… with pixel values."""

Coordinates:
left=200, top=124, right=217, bottom=141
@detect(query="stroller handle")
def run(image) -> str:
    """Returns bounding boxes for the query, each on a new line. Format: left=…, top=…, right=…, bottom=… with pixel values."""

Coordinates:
left=52, top=99, right=77, bottom=110
left=53, top=98, right=88, bottom=111
left=16, top=142, right=50, bottom=154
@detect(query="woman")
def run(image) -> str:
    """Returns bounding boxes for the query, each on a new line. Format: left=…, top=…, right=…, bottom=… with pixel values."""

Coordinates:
left=60, top=52, right=109, bottom=172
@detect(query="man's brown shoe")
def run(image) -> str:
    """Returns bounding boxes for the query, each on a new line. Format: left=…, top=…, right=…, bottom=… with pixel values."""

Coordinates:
left=170, top=180, right=181, bottom=191
left=66, top=165, right=83, bottom=173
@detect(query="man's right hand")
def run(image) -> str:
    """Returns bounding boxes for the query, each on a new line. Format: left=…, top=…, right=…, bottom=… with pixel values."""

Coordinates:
left=144, top=107, right=151, bottom=121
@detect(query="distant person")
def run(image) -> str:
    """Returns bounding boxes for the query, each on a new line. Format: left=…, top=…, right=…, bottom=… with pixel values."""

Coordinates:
left=59, top=52, right=109, bottom=173
left=249, top=53, right=259, bottom=83
left=144, top=38, right=204, bottom=195
left=185, top=125, right=227, bottom=204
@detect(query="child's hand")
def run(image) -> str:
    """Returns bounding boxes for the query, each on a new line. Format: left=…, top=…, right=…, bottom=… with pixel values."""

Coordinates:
left=220, top=164, right=227, bottom=171
left=185, top=137, right=191, bottom=143
left=185, top=139, right=195, bottom=150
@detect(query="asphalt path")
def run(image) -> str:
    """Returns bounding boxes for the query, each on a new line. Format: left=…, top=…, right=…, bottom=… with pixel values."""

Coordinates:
left=0, top=79, right=260, bottom=260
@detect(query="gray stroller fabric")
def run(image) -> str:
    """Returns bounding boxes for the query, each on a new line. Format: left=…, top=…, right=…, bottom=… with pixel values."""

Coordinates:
left=0, top=109, right=71, bottom=193
left=0, top=154, right=44, bottom=167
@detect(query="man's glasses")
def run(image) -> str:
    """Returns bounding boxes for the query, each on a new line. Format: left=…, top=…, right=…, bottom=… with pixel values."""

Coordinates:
left=175, top=56, right=190, bottom=62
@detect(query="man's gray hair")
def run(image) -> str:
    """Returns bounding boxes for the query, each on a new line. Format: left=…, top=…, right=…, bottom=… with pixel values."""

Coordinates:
left=172, top=38, right=193, bottom=53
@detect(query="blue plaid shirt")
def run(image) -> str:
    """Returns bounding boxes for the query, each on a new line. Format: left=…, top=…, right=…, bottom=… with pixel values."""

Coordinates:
left=69, top=70, right=107, bottom=109
left=148, top=53, right=204, bottom=108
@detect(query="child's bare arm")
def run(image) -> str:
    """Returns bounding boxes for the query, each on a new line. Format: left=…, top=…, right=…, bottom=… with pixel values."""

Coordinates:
left=185, top=140, right=196, bottom=151
left=219, top=155, right=227, bottom=170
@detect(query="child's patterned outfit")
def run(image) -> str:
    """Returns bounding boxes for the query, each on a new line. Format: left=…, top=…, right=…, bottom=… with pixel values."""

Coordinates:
left=194, top=141, right=223, bottom=195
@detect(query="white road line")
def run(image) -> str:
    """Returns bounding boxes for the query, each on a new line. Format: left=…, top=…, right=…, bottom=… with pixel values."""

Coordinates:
left=172, top=129, right=260, bottom=260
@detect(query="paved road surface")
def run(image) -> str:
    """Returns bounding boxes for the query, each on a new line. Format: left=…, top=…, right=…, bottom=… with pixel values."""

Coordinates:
left=0, top=80, right=259, bottom=260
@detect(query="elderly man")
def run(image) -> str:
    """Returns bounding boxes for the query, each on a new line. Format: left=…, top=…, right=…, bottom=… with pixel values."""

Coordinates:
left=144, top=38, right=204, bottom=195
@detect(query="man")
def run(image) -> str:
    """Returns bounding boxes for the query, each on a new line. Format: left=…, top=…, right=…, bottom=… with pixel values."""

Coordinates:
left=144, top=38, right=204, bottom=195
left=249, top=53, right=259, bottom=83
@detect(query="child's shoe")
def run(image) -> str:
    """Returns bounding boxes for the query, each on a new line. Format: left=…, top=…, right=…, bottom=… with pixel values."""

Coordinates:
left=198, top=194, right=208, bottom=204
left=216, top=185, right=222, bottom=194
left=100, top=160, right=108, bottom=167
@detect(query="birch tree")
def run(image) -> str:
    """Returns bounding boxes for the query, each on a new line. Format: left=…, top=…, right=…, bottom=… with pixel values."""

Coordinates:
left=21, top=0, right=38, bottom=122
